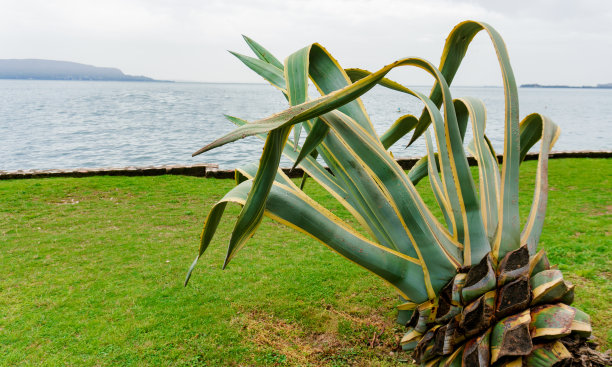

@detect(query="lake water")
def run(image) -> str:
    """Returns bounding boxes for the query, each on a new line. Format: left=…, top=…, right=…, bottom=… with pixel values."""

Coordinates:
left=1, top=80, right=610, bottom=171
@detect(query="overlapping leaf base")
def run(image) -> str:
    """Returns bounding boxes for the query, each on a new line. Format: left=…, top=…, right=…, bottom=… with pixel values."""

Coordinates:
left=399, top=246, right=594, bottom=366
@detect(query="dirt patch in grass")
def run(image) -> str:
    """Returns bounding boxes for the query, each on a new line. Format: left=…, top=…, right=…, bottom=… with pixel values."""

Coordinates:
left=232, top=310, right=342, bottom=365
left=233, top=306, right=405, bottom=366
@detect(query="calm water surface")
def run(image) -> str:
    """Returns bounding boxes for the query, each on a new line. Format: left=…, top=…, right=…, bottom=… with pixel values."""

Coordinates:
left=1, top=80, right=610, bottom=170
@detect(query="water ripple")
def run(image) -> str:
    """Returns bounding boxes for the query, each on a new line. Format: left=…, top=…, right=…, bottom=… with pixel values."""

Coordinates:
left=0, top=80, right=610, bottom=171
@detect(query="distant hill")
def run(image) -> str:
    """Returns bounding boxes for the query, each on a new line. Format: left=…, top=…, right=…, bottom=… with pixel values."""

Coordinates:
left=0, top=59, right=163, bottom=81
left=521, top=83, right=612, bottom=89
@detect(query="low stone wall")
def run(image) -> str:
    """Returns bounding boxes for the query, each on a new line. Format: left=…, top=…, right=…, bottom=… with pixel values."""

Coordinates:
left=0, top=164, right=217, bottom=180
left=1, top=151, right=610, bottom=180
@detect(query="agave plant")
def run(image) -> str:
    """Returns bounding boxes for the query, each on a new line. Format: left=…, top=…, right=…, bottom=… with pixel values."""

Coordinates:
left=185, top=21, right=600, bottom=366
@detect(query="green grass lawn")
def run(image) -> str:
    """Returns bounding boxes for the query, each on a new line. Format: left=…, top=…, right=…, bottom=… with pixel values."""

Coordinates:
left=1, top=158, right=610, bottom=366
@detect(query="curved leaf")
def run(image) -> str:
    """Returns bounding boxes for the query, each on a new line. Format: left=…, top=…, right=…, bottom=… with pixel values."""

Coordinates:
left=222, top=45, right=312, bottom=268
left=291, top=118, right=328, bottom=170
left=229, top=51, right=286, bottom=92
left=189, top=179, right=430, bottom=300
left=456, top=97, right=501, bottom=245
left=407, top=155, right=440, bottom=186
left=425, top=131, right=455, bottom=236
left=242, top=35, right=284, bottom=70
left=380, top=114, right=418, bottom=150
left=520, top=113, right=560, bottom=254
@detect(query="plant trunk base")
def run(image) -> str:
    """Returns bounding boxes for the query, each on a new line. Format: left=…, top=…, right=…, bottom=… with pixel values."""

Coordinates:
left=561, top=335, right=612, bottom=367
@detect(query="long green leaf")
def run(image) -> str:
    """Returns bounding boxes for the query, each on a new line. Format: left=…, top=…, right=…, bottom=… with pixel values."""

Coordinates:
left=374, top=21, right=519, bottom=260
left=318, top=110, right=462, bottom=299
left=184, top=200, right=228, bottom=286
left=303, top=47, right=419, bottom=253
left=242, top=35, right=284, bottom=70
left=221, top=45, right=314, bottom=268
left=425, top=131, right=455, bottom=235
left=291, top=118, right=328, bottom=170
left=520, top=113, right=560, bottom=254
left=223, top=127, right=291, bottom=267
left=380, top=114, right=418, bottom=150
left=189, top=178, right=428, bottom=301
left=456, top=97, right=501, bottom=244
left=407, top=155, right=438, bottom=186
left=229, top=51, right=286, bottom=92
left=225, top=115, right=375, bottom=238
left=348, top=66, right=488, bottom=265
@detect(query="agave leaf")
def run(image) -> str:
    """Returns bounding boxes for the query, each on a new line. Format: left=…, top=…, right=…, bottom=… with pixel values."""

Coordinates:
left=529, top=303, right=575, bottom=340
left=192, top=57, right=449, bottom=156
left=221, top=45, right=313, bottom=268
left=410, top=21, right=518, bottom=153
left=302, top=55, right=411, bottom=253
left=456, top=97, right=501, bottom=244
left=236, top=162, right=298, bottom=190
left=225, top=47, right=413, bottom=252
left=199, top=178, right=430, bottom=300
left=229, top=51, right=286, bottom=92
left=307, top=46, right=377, bottom=137
left=225, top=115, right=348, bottom=206
left=225, top=115, right=376, bottom=240
left=195, top=56, right=474, bottom=294
left=519, top=113, right=560, bottom=254
left=317, top=109, right=462, bottom=299
left=425, top=131, right=455, bottom=235
left=524, top=341, right=572, bottom=367
left=291, top=118, right=329, bottom=170
left=184, top=200, right=228, bottom=286
left=421, top=70, right=488, bottom=266
left=380, top=114, right=419, bottom=150
left=302, top=48, right=440, bottom=254
left=242, top=35, right=284, bottom=70
left=222, top=127, right=291, bottom=268
left=407, top=154, right=440, bottom=186
left=384, top=20, right=520, bottom=260
left=343, top=66, right=489, bottom=266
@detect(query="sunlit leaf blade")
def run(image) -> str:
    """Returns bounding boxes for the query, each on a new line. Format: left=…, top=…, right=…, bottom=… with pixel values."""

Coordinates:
left=229, top=51, right=286, bottom=92
left=236, top=162, right=299, bottom=191
left=308, top=46, right=377, bottom=137
left=342, top=66, right=488, bottom=265
left=380, top=114, right=418, bottom=150
left=242, top=35, right=284, bottom=70
left=520, top=113, right=560, bottom=254
left=456, top=97, right=501, bottom=244
left=317, top=110, right=462, bottom=299
left=407, top=155, right=438, bottom=186
left=291, top=118, right=329, bottom=170
left=197, top=178, right=429, bottom=300
left=193, top=57, right=448, bottom=156
left=222, top=45, right=314, bottom=267
left=184, top=200, right=228, bottom=286
left=425, top=131, right=455, bottom=237
left=223, top=127, right=291, bottom=268
left=225, top=114, right=374, bottom=237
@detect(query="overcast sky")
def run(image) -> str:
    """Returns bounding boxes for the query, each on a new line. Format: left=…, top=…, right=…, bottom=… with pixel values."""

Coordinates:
left=1, top=0, right=611, bottom=86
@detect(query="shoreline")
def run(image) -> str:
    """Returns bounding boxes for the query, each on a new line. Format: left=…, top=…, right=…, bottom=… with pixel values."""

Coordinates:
left=1, top=150, right=610, bottom=180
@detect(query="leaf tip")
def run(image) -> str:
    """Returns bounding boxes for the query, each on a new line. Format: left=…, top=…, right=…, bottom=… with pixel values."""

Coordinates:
left=184, top=256, right=200, bottom=287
